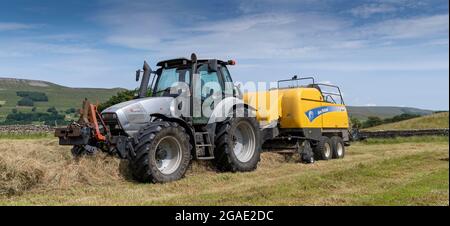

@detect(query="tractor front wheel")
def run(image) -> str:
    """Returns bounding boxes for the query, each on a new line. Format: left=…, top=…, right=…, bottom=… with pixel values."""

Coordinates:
left=128, top=121, right=191, bottom=183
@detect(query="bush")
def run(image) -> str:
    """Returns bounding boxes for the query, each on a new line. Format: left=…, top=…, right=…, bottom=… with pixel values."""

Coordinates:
left=65, top=108, right=77, bottom=114
left=363, top=116, right=383, bottom=128
left=383, top=113, right=420, bottom=124
left=17, top=97, right=34, bottom=107
left=98, top=90, right=137, bottom=112
left=361, top=113, right=423, bottom=129
left=350, top=117, right=362, bottom=129
left=2, top=110, right=68, bottom=126
left=47, top=106, right=57, bottom=114
left=16, top=91, right=48, bottom=102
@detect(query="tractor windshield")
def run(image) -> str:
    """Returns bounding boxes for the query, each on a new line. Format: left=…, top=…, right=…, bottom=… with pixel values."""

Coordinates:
left=153, top=67, right=191, bottom=97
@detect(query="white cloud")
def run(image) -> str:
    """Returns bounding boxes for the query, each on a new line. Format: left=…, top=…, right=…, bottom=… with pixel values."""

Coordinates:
left=358, top=14, right=449, bottom=40
left=0, top=22, right=35, bottom=31
left=350, top=3, right=397, bottom=18
left=95, top=2, right=351, bottom=60
left=94, top=0, right=449, bottom=66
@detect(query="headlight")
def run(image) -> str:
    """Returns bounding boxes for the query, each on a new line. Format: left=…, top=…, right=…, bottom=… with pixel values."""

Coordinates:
left=102, top=113, right=117, bottom=120
left=124, top=104, right=147, bottom=123
left=125, top=104, right=145, bottom=113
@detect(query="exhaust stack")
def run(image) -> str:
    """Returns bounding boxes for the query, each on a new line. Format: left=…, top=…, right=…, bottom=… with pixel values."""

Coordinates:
left=138, top=61, right=151, bottom=98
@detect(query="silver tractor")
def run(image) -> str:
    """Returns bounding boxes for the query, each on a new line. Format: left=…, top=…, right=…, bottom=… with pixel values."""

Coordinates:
left=55, top=53, right=262, bottom=183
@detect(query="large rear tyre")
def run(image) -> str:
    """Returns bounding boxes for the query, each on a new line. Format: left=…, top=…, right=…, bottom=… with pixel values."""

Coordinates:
left=313, top=136, right=333, bottom=160
left=214, top=111, right=262, bottom=172
left=128, top=121, right=191, bottom=183
left=331, top=136, right=345, bottom=159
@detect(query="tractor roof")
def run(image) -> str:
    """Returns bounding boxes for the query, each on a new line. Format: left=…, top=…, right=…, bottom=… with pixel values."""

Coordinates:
left=156, top=58, right=229, bottom=68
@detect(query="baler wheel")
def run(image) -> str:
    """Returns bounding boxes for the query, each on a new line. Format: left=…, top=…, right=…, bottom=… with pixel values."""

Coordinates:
left=331, top=136, right=345, bottom=159
left=313, top=136, right=333, bottom=160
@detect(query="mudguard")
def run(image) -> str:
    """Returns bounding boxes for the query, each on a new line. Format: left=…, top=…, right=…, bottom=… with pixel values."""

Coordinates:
left=207, top=97, right=257, bottom=124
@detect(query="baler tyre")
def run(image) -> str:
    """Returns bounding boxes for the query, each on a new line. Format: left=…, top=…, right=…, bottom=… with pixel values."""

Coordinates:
left=128, top=121, right=191, bottom=183
left=313, top=136, right=333, bottom=160
left=214, top=111, right=262, bottom=172
left=331, top=136, right=345, bottom=159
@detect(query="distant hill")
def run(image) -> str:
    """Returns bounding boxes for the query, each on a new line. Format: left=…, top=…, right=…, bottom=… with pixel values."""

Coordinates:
left=347, top=106, right=434, bottom=120
left=366, top=112, right=449, bottom=131
left=0, top=77, right=124, bottom=122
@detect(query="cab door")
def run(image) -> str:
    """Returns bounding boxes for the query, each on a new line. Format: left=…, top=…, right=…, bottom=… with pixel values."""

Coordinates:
left=192, top=64, right=224, bottom=125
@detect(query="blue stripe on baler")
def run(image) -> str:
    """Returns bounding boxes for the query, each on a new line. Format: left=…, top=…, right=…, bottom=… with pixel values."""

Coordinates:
left=305, top=106, right=346, bottom=122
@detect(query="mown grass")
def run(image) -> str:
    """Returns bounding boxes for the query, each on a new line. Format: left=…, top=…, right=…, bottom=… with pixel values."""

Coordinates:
left=353, top=168, right=448, bottom=205
left=360, top=135, right=449, bottom=145
left=0, top=136, right=448, bottom=205
left=0, top=132, right=53, bottom=140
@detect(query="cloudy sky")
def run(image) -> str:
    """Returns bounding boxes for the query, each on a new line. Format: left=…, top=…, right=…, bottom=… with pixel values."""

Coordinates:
left=0, top=0, right=448, bottom=110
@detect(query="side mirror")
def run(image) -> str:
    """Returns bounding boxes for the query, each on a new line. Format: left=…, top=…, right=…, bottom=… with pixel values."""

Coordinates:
left=233, top=84, right=242, bottom=98
left=136, top=70, right=141, bottom=81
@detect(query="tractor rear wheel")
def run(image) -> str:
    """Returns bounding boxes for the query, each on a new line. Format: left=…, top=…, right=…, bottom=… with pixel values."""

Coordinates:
left=313, top=136, right=333, bottom=160
left=331, top=136, right=345, bottom=159
left=128, top=121, right=191, bottom=183
left=214, top=111, right=261, bottom=172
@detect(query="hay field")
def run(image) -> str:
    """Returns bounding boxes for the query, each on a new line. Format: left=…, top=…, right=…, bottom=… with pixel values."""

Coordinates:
left=0, top=136, right=448, bottom=205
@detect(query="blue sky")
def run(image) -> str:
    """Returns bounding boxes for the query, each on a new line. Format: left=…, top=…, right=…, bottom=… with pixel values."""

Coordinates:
left=0, top=0, right=448, bottom=110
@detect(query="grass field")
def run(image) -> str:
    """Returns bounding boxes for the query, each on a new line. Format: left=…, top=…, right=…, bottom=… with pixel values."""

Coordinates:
left=0, top=136, right=448, bottom=206
left=367, top=112, right=449, bottom=131
left=347, top=106, right=433, bottom=120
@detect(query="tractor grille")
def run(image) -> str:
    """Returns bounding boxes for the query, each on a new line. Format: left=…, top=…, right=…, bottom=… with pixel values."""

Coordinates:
left=102, top=113, right=124, bottom=136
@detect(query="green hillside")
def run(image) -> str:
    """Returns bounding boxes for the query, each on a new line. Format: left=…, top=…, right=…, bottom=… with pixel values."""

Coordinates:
left=347, top=106, right=434, bottom=120
left=0, top=78, right=124, bottom=122
left=367, top=112, right=449, bottom=131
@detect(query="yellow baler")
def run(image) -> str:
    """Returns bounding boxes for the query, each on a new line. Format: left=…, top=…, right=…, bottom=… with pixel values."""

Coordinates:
left=244, top=87, right=349, bottom=129
left=243, top=77, right=350, bottom=163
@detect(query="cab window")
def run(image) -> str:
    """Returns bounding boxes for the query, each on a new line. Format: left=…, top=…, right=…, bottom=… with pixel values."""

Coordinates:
left=154, top=67, right=190, bottom=96
left=197, top=65, right=223, bottom=99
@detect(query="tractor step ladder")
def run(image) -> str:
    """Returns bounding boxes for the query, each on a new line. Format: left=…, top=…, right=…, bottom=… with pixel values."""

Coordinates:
left=195, top=132, right=215, bottom=160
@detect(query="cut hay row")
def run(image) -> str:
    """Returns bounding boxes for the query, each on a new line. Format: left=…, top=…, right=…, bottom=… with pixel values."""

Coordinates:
left=0, top=136, right=448, bottom=206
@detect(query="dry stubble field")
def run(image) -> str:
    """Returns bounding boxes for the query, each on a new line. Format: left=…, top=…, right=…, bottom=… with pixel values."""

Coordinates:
left=0, top=136, right=448, bottom=205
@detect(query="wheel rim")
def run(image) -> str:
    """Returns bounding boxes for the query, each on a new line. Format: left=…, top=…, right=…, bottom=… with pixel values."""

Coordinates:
left=336, top=142, right=343, bottom=157
left=154, top=136, right=182, bottom=175
left=324, top=142, right=331, bottom=158
left=232, top=121, right=256, bottom=163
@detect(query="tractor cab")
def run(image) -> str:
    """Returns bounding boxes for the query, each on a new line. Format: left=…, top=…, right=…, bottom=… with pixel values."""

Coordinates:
left=136, top=54, right=237, bottom=100
left=135, top=54, right=239, bottom=124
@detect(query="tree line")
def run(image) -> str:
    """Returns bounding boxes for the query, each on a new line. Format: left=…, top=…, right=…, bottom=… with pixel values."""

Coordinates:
left=1, top=107, right=69, bottom=126
left=16, top=91, right=49, bottom=107
left=351, top=113, right=421, bottom=129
